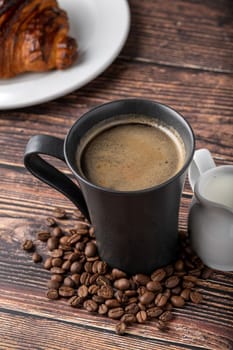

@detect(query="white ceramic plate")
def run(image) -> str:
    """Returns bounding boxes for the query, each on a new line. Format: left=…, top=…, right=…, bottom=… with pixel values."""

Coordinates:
left=0, top=0, right=130, bottom=109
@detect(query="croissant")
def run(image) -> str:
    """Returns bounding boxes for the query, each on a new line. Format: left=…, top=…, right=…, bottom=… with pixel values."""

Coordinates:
left=0, top=0, right=78, bottom=78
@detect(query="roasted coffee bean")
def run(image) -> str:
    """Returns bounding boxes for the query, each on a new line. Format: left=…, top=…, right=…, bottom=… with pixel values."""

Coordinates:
left=127, top=297, right=138, bottom=304
left=189, top=269, right=202, bottom=277
left=136, top=310, right=147, bottom=323
left=133, top=274, right=150, bottom=285
left=138, top=302, right=146, bottom=311
left=84, top=261, right=93, bottom=273
left=62, top=260, right=71, bottom=271
left=98, top=304, right=108, bottom=315
left=125, top=289, right=137, bottom=297
left=183, top=274, right=198, bottom=282
left=164, top=265, right=174, bottom=277
left=67, top=233, right=82, bottom=245
left=96, top=275, right=111, bottom=286
left=146, top=306, right=163, bottom=318
left=190, top=291, right=203, bottom=304
left=105, top=299, right=120, bottom=308
left=111, top=268, right=127, bottom=280
left=163, top=289, right=171, bottom=299
left=151, top=268, right=166, bottom=282
left=22, top=239, right=34, bottom=251
left=174, top=259, right=185, bottom=271
left=69, top=296, right=84, bottom=308
left=46, top=289, right=59, bottom=300
left=47, top=279, right=60, bottom=289
left=69, top=252, right=81, bottom=263
left=115, top=321, right=126, bottom=335
left=52, top=258, right=63, bottom=267
left=155, top=319, right=167, bottom=331
left=92, top=260, right=100, bottom=274
left=146, top=281, right=162, bottom=292
left=114, top=278, right=131, bottom=291
left=182, top=280, right=195, bottom=289
left=137, top=286, right=147, bottom=296
left=75, top=220, right=89, bottom=229
left=155, top=293, right=168, bottom=307
left=70, top=261, right=83, bottom=274
left=89, top=226, right=95, bottom=238
left=32, top=252, right=42, bottom=263
left=93, top=295, right=105, bottom=304
left=171, top=286, right=182, bottom=295
left=159, top=311, right=173, bottom=322
left=63, top=277, right=75, bottom=288
left=44, top=257, right=53, bottom=269
left=86, top=256, right=99, bottom=262
left=84, top=299, right=98, bottom=312
left=89, top=273, right=99, bottom=285
left=139, top=291, right=155, bottom=305
left=47, top=237, right=59, bottom=251
left=96, top=261, right=108, bottom=275
left=165, top=276, right=180, bottom=288
left=75, top=241, right=85, bottom=251
left=59, top=286, right=75, bottom=297
left=77, top=285, right=89, bottom=298
left=85, top=242, right=97, bottom=257
left=71, top=273, right=81, bottom=286
left=121, top=313, right=136, bottom=324
left=88, top=284, right=99, bottom=295
left=37, top=231, right=50, bottom=242
left=46, top=217, right=57, bottom=227
left=74, top=228, right=89, bottom=236
left=108, top=307, right=124, bottom=319
left=80, top=272, right=91, bottom=285
left=53, top=207, right=66, bottom=219
left=60, top=244, right=72, bottom=252
left=171, top=295, right=185, bottom=307
left=125, top=303, right=139, bottom=315
left=51, top=227, right=63, bottom=238
left=51, top=274, right=63, bottom=283
left=180, top=288, right=191, bottom=300
left=59, top=236, right=69, bottom=245
left=50, top=267, right=65, bottom=274
left=114, top=290, right=124, bottom=303
left=51, top=248, right=63, bottom=258
left=97, top=285, right=114, bottom=299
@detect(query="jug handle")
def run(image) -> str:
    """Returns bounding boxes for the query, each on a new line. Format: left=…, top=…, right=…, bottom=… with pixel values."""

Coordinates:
left=188, top=148, right=216, bottom=191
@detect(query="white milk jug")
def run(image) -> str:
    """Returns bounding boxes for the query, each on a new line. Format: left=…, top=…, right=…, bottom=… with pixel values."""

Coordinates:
left=188, top=149, right=233, bottom=271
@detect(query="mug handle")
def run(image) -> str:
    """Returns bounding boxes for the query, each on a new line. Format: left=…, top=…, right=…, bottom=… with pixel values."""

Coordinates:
left=188, top=148, right=216, bottom=191
left=24, top=135, right=90, bottom=221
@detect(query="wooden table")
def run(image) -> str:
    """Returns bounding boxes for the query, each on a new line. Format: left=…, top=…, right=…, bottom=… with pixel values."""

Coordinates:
left=0, top=1, right=232, bottom=349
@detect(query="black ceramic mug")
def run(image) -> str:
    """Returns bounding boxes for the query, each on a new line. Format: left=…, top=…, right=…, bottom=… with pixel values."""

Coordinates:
left=24, top=99, right=195, bottom=274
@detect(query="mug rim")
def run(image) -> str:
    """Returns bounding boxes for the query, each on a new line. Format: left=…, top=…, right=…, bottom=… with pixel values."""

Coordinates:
left=64, top=98, right=195, bottom=195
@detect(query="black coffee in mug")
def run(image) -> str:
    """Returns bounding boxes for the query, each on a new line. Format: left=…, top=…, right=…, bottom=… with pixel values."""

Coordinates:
left=24, top=99, right=195, bottom=274
left=76, top=115, right=186, bottom=191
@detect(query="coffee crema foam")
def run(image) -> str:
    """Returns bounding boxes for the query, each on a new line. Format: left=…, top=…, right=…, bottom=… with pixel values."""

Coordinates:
left=76, top=115, right=185, bottom=191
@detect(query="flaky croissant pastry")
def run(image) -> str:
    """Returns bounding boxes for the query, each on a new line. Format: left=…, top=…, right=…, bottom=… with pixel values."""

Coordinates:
left=0, top=0, right=78, bottom=78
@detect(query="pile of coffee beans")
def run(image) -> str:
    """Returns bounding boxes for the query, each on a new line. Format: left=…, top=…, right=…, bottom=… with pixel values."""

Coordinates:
left=22, top=207, right=212, bottom=335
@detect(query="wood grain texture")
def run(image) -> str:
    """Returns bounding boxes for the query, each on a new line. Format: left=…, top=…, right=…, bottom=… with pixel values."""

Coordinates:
left=0, top=0, right=232, bottom=349
left=125, top=0, right=233, bottom=73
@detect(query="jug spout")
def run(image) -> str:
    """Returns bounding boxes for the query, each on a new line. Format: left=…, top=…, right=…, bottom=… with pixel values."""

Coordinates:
left=188, top=149, right=216, bottom=191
